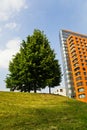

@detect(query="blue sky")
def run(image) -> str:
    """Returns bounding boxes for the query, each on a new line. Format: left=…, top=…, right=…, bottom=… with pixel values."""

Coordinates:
left=1, top=0, right=87, bottom=92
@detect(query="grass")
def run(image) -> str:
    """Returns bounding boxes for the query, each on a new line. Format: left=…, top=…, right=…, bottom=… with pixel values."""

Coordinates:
left=0, top=92, right=87, bottom=130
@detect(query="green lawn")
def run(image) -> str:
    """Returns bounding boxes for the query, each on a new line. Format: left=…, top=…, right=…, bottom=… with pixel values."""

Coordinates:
left=0, top=92, right=87, bottom=130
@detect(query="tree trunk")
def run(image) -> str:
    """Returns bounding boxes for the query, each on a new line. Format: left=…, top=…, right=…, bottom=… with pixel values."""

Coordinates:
left=28, top=85, right=30, bottom=93
left=49, top=86, right=51, bottom=94
left=34, top=86, right=37, bottom=93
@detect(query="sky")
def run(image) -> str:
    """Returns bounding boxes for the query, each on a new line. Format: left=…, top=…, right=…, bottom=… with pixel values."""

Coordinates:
left=1, top=0, right=87, bottom=92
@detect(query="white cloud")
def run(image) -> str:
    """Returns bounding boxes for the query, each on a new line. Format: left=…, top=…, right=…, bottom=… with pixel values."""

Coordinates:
left=5, top=22, right=17, bottom=30
left=0, top=0, right=27, bottom=21
left=0, top=38, right=21, bottom=68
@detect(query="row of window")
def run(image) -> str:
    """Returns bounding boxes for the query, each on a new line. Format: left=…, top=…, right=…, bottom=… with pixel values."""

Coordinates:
left=72, top=58, right=87, bottom=64
left=79, top=50, right=87, bottom=54
left=75, top=37, right=87, bottom=41
left=75, top=71, right=87, bottom=76
left=70, top=46, right=87, bottom=53
left=78, top=46, right=87, bottom=50
left=76, top=81, right=87, bottom=87
left=68, top=36, right=87, bottom=42
left=77, top=82, right=83, bottom=87
left=74, top=37, right=87, bottom=43
left=79, top=55, right=87, bottom=59
left=74, top=67, right=86, bottom=72
left=73, top=62, right=87, bottom=68
left=71, top=53, right=87, bottom=61
left=76, top=76, right=87, bottom=81
left=69, top=39, right=87, bottom=47
left=71, top=50, right=87, bottom=57
left=77, top=40, right=87, bottom=43
left=76, top=76, right=82, bottom=81
left=77, top=45, right=87, bottom=49
left=69, top=42, right=87, bottom=50
left=74, top=67, right=80, bottom=71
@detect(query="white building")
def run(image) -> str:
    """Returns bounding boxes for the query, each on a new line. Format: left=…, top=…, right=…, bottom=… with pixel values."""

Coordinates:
left=53, top=87, right=66, bottom=96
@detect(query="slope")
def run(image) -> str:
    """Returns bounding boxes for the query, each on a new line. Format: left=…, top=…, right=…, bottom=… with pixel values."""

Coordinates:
left=0, top=92, right=87, bottom=130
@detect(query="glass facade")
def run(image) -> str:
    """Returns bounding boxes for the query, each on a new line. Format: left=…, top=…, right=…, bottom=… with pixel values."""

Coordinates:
left=59, top=30, right=75, bottom=98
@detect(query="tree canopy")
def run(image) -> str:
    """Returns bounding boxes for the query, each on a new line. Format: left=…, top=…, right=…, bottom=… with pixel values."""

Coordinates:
left=5, top=29, right=62, bottom=93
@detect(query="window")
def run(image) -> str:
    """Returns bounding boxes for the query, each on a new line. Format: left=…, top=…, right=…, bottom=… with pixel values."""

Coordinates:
left=79, top=51, right=81, bottom=54
left=82, top=48, right=84, bottom=51
left=71, top=51, right=76, bottom=55
left=68, top=36, right=73, bottom=40
left=69, top=39, right=74, bottom=44
left=73, top=54, right=77, bottom=57
left=74, top=67, right=80, bottom=71
left=84, top=72, right=86, bottom=75
left=60, top=89, right=63, bottom=92
left=78, top=47, right=80, bottom=50
left=76, top=76, right=82, bottom=81
left=57, top=90, right=59, bottom=92
left=77, top=82, right=83, bottom=87
left=78, top=88, right=84, bottom=92
left=70, top=43, right=74, bottom=48
left=82, top=63, right=84, bottom=66
left=81, top=59, right=83, bottom=62
left=74, top=63, right=78, bottom=67
left=72, top=54, right=77, bottom=59
left=78, top=94, right=86, bottom=98
left=85, top=77, right=87, bottom=80
left=83, top=39, right=86, bottom=42
left=80, top=55, right=82, bottom=58
left=71, top=49, right=76, bottom=53
left=70, top=44, right=75, bottom=50
left=83, top=68, right=86, bottom=71
left=72, top=58, right=78, bottom=63
left=75, top=37, right=78, bottom=40
left=75, top=72, right=81, bottom=76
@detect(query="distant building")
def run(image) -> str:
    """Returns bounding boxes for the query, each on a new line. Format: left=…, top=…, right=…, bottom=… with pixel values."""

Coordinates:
left=53, top=88, right=66, bottom=96
left=59, top=29, right=87, bottom=102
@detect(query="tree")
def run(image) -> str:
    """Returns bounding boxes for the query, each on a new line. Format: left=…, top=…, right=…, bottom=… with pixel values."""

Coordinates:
left=5, top=29, right=62, bottom=93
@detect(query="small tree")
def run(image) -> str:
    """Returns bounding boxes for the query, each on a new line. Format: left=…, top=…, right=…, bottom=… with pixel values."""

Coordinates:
left=5, top=29, right=62, bottom=93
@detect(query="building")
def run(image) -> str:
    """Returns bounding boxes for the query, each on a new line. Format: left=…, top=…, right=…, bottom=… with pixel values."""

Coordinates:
left=59, top=29, right=87, bottom=102
left=53, top=87, right=66, bottom=96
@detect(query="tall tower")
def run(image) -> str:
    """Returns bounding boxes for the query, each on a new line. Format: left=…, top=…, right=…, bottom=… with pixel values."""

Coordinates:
left=59, top=30, right=87, bottom=102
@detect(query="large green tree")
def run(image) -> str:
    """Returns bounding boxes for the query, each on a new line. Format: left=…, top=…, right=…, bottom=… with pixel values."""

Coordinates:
left=5, top=29, right=62, bottom=93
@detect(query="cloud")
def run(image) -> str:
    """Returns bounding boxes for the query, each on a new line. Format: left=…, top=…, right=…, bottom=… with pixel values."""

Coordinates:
left=0, top=0, right=27, bottom=21
left=5, top=22, right=17, bottom=30
left=0, top=38, right=21, bottom=68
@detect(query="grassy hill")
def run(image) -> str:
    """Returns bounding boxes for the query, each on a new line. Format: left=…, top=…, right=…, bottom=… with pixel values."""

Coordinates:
left=0, top=92, right=87, bottom=130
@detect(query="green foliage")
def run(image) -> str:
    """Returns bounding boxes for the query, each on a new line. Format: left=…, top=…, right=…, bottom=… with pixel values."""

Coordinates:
left=0, top=92, right=87, bottom=130
left=5, top=29, right=62, bottom=92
